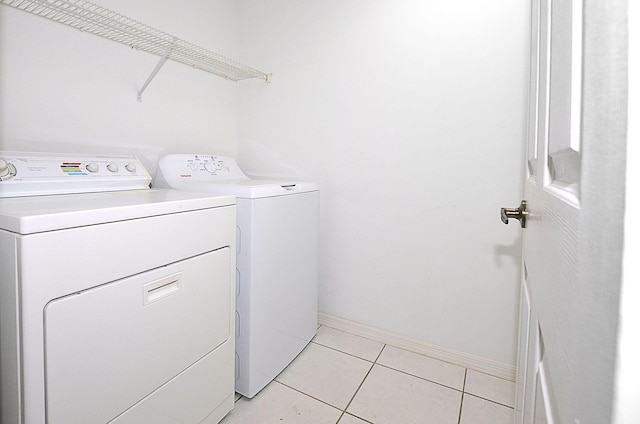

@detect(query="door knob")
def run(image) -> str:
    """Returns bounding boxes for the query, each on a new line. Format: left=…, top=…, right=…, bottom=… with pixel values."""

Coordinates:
left=501, top=200, right=528, bottom=228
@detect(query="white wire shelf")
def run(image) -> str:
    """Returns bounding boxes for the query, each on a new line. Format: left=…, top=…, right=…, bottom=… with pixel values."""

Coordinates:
left=0, top=0, right=271, bottom=100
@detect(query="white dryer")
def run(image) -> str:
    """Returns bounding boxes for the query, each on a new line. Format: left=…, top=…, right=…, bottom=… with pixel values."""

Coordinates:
left=0, top=152, right=236, bottom=424
left=155, top=154, right=318, bottom=398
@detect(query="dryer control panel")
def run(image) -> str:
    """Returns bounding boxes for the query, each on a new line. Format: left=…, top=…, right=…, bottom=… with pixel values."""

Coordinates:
left=0, top=151, right=152, bottom=197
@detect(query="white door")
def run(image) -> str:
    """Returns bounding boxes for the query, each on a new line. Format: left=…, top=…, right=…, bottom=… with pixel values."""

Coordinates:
left=509, top=1, right=628, bottom=423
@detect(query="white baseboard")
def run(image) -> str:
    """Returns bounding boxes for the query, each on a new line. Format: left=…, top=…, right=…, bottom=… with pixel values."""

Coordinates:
left=318, top=312, right=516, bottom=382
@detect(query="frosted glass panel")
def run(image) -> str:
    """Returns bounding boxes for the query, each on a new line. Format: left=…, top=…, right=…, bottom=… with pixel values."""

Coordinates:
left=569, top=0, right=583, bottom=153
left=527, top=0, right=543, bottom=180
left=546, top=0, right=582, bottom=197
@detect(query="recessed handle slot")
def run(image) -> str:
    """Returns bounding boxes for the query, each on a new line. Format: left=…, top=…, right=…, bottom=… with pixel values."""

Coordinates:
left=143, top=273, right=183, bottom=305
left=281, top=184, right=297, bottom=191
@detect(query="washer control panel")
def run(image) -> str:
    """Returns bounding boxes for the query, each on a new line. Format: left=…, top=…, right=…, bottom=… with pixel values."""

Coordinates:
left=0, top=151, right=152, bottom=197
left=158, top=154, right=248, bottom=182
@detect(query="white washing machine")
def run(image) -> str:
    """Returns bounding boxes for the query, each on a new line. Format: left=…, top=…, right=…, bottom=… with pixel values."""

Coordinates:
left=155, top=154, right=318, bottom=398
left=0, top=152, right=237, bottom=424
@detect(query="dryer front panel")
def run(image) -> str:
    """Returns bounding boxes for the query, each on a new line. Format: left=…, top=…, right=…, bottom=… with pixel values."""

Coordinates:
left=43, top=247, right=231, bottom=424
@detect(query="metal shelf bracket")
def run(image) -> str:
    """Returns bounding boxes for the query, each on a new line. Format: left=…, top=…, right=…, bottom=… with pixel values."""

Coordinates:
left=137, top=38, right=176, bottom=102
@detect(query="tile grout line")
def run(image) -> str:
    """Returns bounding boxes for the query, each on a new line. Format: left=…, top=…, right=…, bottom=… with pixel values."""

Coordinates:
left=340, top=360, right=376, bottom=415
left=463, top=392, right=516, bottom=410
left=311, top=339, right=382, bottom=363
left=457, top=368, right=468, bottom=424
left=334, top=344, right=387, bottom=424
left=318, top=324, right=385, bottom=346
left=462, top=367, right=516, bottom=409
left=271, top=380, right=346, bottom=414
left=308, top=333, right=384, bottom=423
left=374, top=362, right=465, bottom=393
left=373, top=343, right=387, bottom=364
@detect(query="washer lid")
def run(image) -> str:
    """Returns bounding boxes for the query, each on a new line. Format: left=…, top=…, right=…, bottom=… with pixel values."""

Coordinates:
left=173, top=179, right=319, bottom=199
left=0, top=189, right=235, bottom=234
left=155, top=153, right=318, bottom=198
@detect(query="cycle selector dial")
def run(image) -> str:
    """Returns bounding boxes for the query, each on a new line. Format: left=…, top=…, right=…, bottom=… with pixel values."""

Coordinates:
left=107, top=163, right=119, bottom=173
left=203, top=161, right=218, bottom=173
left=0, top=158, right=9, bottom=177
left=0, top=158, right=17, bottom=180
left=125, top=163, right=137, bottom=173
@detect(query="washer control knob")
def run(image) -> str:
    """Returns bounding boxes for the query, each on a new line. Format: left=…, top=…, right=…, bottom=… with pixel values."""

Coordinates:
left=125, top=163, right=137, bottom=173
left=0, top=159, right=17, bottom=180
left=107, top=163, right=119, bottom=173
left=86, top=162, right=99, bottom=173
left=203, top=161, right=217, bottom=173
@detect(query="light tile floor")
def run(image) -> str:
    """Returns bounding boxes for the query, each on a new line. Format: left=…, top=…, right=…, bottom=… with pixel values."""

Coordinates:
left=220, top=326, right=515, bottom=424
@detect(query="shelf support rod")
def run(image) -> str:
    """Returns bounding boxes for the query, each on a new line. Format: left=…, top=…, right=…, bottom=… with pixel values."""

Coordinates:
left=137, top=38, right=177, bottom=102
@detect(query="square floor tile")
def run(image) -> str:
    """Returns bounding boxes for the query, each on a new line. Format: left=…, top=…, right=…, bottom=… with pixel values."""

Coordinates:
left=347, top=364, right=462, bottom=424
left=220, top=381, right=341, bottom=424
left=377, top=345, right=466, bottom=390
left=276, top=342, right=373, bottom=409
left=459, top=393, right=514, bottom=424
left=465, top=369, right=516, bottom=407
left=313, top=326, right=384, bottom=362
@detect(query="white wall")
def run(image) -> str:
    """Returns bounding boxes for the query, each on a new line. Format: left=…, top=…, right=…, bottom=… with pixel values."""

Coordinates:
left=237, top=0, right=530, bottom=366
left=1, top=0, right=530, bottom=369
left=0, top=0, right=240, bottom=174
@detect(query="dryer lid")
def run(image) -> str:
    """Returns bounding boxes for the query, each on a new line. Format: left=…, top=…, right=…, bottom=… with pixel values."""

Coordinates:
left=0, top=189, right=234, bottom=234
